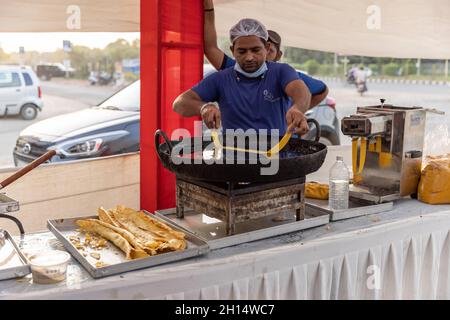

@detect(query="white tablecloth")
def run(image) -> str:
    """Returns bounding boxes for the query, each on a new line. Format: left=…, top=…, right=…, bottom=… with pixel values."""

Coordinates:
left=2, top=199, right=450, bottom=300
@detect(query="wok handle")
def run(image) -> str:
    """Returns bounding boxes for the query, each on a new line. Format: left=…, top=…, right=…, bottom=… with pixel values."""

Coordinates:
left=0, top=150, right=56, bottom=190
left=154, top=130, right=173, bottom=158
left=307, top=118, right=321, bottom=142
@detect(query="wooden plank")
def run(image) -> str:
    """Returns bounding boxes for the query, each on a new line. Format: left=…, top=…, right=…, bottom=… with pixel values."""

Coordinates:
left=1, top=184, right=139, bottom=235
left=0, top=154, right=140, bottom=235
left=0, top=153, right=139, bottom=204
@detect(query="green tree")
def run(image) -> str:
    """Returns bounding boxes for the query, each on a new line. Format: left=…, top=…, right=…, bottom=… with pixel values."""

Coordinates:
left=303, top=59, right=320, bottom=75
left=403, top=60, right=417, bottom=76
left=382, top=63, right=400, bottom=76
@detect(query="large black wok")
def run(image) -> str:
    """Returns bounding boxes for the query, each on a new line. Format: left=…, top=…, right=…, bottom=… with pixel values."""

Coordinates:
left=155, top=119, right=327, bottom=183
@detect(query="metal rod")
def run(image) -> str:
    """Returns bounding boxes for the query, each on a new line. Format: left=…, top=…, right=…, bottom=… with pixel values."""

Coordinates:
left=0, top=214, right=25, bottom=235
left=0, top=150, right=56, bottom=190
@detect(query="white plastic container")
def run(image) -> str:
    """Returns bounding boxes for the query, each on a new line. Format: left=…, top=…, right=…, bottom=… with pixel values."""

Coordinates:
left=29, top=250, right=70, bottom=284
left=329, top=155, right=350, bottom=210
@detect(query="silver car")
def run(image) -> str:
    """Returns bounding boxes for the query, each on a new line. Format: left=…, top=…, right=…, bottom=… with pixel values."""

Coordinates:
left=0, top=65, right=43, bottom=120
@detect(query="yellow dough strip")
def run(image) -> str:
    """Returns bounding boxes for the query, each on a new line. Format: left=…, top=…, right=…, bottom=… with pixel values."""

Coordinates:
left=352, top=137, right=367, bottom=184
left=211, top=127, right=293, bottom=158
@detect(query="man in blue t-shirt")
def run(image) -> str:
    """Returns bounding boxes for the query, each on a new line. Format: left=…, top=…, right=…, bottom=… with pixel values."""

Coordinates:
left=203, top=0, right=328, bottom=107
left=173, top=18, right=311, bottom=136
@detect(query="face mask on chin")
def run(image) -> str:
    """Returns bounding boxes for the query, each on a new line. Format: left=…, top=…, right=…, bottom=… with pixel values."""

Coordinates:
left=234, top=62, right=268, bottom=78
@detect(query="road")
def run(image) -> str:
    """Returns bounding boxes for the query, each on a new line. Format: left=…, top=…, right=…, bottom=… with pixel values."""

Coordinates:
left=0, top=79, right=449, bottom=168
left=40, top=78, right=120, bottom=106
left=0, top=79, right=117, bottom=168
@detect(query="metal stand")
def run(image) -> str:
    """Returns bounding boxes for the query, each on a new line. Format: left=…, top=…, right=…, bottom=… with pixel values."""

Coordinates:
left=176, top=178, right=306, bottom=236
left=0, top=193, right=24, bottom=235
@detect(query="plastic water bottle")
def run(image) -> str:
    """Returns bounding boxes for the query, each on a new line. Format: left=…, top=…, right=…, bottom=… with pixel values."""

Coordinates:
left=329, top=156, right=349, bottom=210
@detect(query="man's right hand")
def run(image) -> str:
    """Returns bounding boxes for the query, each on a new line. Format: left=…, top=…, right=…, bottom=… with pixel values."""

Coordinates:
left=200, top=103, right=221, bottom=129
left=286, top=106, right=309, bottom=135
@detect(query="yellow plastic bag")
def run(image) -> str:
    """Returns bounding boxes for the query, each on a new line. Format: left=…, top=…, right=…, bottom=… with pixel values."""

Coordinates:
left=305, top=182, right=329, bottom=200
left=418, top=154, right=450, bottom=204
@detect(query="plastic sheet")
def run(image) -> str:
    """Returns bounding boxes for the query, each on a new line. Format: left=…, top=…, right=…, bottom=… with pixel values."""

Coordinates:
left=418, top=154, right=450, bottom=204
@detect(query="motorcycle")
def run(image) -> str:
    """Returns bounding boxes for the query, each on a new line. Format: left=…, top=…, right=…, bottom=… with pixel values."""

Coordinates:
left=346, top=72, right=356, bottom=85
left=356, top=81, right=368, bottom=96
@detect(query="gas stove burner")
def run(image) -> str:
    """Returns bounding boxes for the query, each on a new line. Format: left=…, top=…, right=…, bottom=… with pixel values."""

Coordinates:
left=176, top=177, right=306, bottom=235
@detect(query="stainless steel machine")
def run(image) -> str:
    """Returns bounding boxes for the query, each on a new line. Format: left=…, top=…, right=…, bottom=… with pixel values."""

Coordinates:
left=341, top=99, right=429, bottom=203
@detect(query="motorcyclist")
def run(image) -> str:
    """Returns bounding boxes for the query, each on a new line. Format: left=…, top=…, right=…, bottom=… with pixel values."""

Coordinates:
left=355, top=65, right=368, bottom=94
left=347, top=64, right=358, bottom=84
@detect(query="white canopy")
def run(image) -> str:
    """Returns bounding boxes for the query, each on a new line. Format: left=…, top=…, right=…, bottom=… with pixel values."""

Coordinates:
left=0, top=0, right=139, bottom=32
left=214, top=0, right=450, bottom=59
left=1, top=0, right=449, bottom=58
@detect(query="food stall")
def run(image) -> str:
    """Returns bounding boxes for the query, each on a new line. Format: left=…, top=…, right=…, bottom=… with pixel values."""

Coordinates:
left=1, top=0, right=450, bottom=299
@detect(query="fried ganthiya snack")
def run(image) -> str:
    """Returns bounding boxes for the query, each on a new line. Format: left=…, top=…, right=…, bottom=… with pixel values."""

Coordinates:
left=98, top=207, right=122, bottom=228
left=98, top=207, right=115, bottom=225
left=117, top=206, right=185, bottom=239
left=114, top=206, right=186, bottom=251
left=76, top=219, right=148, bottom=260
left=94, top=219, right=148, bottom=254
left=109, top=210, right=164, bottom=252
left=133, top=211, right=186, bottom=250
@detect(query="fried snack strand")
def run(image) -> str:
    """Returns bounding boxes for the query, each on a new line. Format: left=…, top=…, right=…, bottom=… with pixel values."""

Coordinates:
left=115, top=206, right=186, bottom=250
left=98, top=207, right=115, bottom=225
left=94, top=219, right=148, bottom=253
left=76, top=219, right=148, bottom=260
left=109, top=210, right=164, bottom=253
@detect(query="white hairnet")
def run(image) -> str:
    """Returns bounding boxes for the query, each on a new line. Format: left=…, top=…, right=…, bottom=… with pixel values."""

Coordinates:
left=229, top=18, right=268, bottom=44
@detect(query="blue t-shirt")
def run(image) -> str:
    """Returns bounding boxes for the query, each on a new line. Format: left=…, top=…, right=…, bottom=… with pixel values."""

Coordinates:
left=220, top=54, right=326, bottom=95
left=192, top=61, right=299, bottom=135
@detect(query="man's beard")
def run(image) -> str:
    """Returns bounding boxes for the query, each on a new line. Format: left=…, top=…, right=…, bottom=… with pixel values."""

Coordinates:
left=241, top=61, right=260, bottom=73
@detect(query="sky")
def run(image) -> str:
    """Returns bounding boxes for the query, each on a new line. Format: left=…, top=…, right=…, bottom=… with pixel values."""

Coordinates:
left=0, top=32, right=140, bottom=53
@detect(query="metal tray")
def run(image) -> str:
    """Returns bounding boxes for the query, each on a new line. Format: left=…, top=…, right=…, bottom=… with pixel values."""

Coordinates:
left=47, top=213, right=210, bottom=279
left=0, top=229, right=31, bottom=280
left=305, top=198, right=394, bottom=221
left=0, top=194, right=19, bottom=214
left=155, top=208, right=329, bottom=250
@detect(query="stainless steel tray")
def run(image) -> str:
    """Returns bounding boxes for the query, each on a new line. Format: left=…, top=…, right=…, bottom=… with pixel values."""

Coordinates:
left=47, top=213, right=210, bottom=279
left=305, top=198, right=394, bottom=221
left=0, top=229, right=31, bottom=280
left=155, top=208, right=329, bottom=250
left=0, top=194, right=19, bottom=214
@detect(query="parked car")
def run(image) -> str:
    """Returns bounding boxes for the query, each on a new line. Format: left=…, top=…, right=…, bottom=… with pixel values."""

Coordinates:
left=0, top=65, right=43, bottom=120
left=13, top=68, right=340, bottom=166
left=36, top=63, right=74, bottom=81
left=13, top=80, right=140, bottom=166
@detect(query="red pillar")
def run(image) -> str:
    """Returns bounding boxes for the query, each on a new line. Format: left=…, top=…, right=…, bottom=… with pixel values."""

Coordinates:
left=141, top=0, right=203, bottom=212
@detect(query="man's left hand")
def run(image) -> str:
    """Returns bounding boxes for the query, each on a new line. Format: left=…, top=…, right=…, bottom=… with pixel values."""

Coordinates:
left=286, top=107, right=309, bottom=135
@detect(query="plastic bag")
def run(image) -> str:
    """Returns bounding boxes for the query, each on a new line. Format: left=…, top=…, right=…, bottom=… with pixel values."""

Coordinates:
left=305, top=182, right=329, bottom=200
left=418, top=154, right=450, bottom=204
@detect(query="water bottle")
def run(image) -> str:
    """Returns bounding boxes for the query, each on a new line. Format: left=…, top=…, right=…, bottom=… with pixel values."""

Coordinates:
left=329, top=156, right=349, bottom=210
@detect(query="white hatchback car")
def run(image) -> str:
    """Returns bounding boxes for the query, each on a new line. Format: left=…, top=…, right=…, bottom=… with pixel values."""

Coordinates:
left=0, top=65, right=43, bottom=120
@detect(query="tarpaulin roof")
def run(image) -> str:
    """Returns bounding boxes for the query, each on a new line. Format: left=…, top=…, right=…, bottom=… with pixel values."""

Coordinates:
left=1, top=0, right=450, bottom=58
left=214, top=0, right=450, bottom=59
left=0, top=0, right=139, bottom=32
